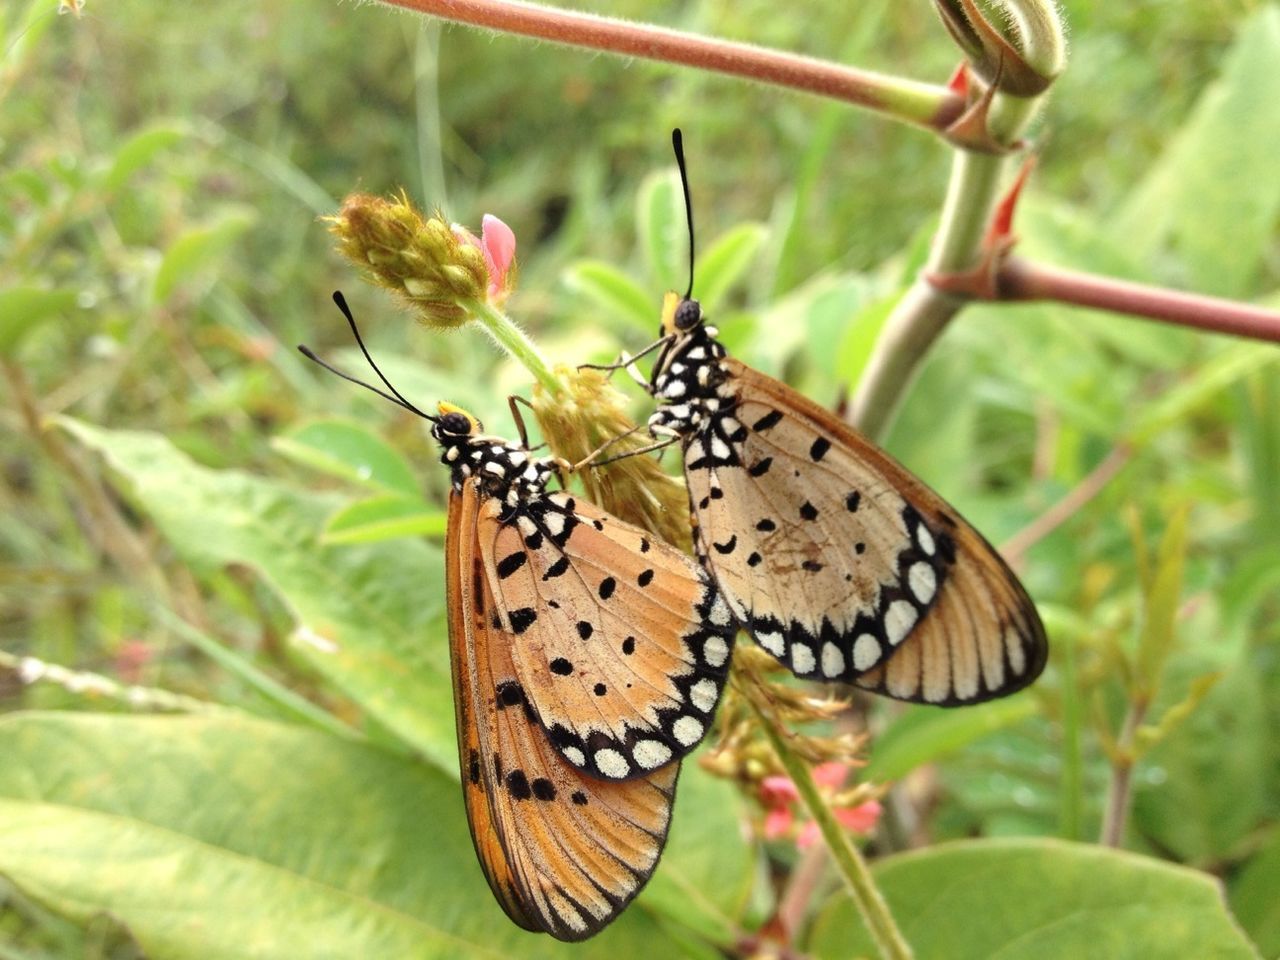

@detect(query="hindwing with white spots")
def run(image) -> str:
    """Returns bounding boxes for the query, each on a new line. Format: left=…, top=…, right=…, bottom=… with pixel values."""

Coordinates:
left=682, top=359, right=1046, bottom=705
left=480, top=491, right=735, bottom=781
left=447, top=483, right=677, bottom=941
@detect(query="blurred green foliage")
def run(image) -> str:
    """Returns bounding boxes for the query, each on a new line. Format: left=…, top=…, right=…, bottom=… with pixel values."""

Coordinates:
left=2, top=0, right=1278, bottom=957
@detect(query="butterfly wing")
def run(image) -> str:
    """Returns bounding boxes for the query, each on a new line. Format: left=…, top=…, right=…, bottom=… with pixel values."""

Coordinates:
left=683, top=358, right=1046, bottom=704
left=447, top=481, right=679, bottom=941
left=478, top=490, right=735, bottom=781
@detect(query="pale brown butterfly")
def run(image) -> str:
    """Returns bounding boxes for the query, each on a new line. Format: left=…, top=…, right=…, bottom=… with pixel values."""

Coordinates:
left=300, top=292, right=736, bottom=939
left=589, top=132, right=1047, bottom=705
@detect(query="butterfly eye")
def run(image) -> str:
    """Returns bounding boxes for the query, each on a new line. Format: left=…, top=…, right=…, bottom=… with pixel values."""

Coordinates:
left=439, top=412, right=472, bottom=435
left=674, top=298, right=702, bottom=331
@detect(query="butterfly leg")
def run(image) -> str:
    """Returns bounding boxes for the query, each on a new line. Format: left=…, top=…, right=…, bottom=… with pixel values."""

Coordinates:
left=586, top=430, right=682, bottom=469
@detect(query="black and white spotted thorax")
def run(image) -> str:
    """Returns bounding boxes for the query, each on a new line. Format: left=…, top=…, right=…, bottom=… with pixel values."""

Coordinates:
left=647, top=304, right=742, bottom=469
left=433, top=418, right=556, bottom=509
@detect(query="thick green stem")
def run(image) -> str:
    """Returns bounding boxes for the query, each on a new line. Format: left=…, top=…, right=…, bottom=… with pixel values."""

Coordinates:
left=467, top=299, right=565, bottom=396
left=848, top=102, right=1032, bottom=440
left=751, top=699, right=913, bottom=960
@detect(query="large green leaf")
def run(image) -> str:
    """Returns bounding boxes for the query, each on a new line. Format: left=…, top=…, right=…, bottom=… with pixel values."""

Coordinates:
left=809, top=839, right=1260, bottom=959
left=152, top=210, right=256, bottom=304
left=1110, top=7, right=1280, bottom=297
left=636, top=168, right=686, bottom=292
left=56, top=417, right=455, bottom=768
left=1230, top=829, right=1280, bottom=958
left=0, top=713, right=728, bottom=959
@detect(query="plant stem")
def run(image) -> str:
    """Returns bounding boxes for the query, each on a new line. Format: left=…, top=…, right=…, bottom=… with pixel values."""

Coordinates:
left=849, top=143, right=1010, bottom=439
left=999, top=256, right=1280, bottom=344
left=466, top=299, right=565, bottom=396
left=1099, top=700, right=1147, bottom=847
left=749, top=695, right=913, bottom=960
left=379, top=0, right=963, bottom=133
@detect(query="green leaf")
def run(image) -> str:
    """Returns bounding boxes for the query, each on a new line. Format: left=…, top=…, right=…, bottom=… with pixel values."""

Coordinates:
left=838, top=292, right=897, bottom=392
left=636, top=168, right=686, bottom=292
left=0, top=712, right=714, bottom=959
left=56, top=417, right=455, bottom=768
left=274, top=419, right=421, bottom=497
left=1230, top=829, right=1280, bottom=958
left=1111, top=8, right=1280, bottom=297
left=1132, top=664, right=1267, bottom=865
left=562, top=260, right=656, bottom=332
left=323, top=493, right=447, bottom=544
left=152, top=210, right=256, bottom=304
left=864, top=698, right=1038, bottom=783
left=103, top=122, right=188, bottom=192
left=0, top=286, right=78, bottom=356
left=809, top=838, right=1261, bottom=959
left=695, top=223, right=768, bottom=314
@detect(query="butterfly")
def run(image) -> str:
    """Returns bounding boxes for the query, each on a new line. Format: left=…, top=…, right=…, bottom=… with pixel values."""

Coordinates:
left=299, top=292, right=736, bottom=939
left=590, top=131, right=1047, bottom=705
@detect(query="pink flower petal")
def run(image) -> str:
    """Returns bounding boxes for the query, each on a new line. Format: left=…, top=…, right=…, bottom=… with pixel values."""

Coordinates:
left=759, top=775, right=800, bottom=808
left=812, top=762, right=849, bottom=790
left=480, top=214, right=516, bottom=294
left=835, top=801, right=883, bottom=836
left=796, top=820, right=821, bottom=850
left=764, top=807, right=794, bottom=840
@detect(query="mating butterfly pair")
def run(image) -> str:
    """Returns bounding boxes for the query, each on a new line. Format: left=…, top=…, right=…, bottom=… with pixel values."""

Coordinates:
left=300, top=133, right=1046, bottom=940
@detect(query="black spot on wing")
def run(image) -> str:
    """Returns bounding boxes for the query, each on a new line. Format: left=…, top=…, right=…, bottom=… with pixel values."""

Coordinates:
left=748, top=457, right=773, bottom=477
left=598, top=576, right=616, bottom=600
left=809, top=437, right=831, bottom=461
left=756, top=518, right=776, bottom=532
left=713, top=535, right=737, bottom=555
left=800, top=501, right=819, bottom=521
left=571, top=790, right=588, bottom=805
left=531, top=778, right=556, bottom=801
left=505, top=769, right=532, bottom=800
left=577, top=620, right=594, bottom=640
left=496, top=552, right=527, bottom=579
left=638, top=569, right=654, bottom=587
left=508, top=607, right=537, bottom=634
left=550, top=657, right=573, bottom=676
left=753, top=410, right=783, bottom=431
left=846, top=490, right=862, bottom=512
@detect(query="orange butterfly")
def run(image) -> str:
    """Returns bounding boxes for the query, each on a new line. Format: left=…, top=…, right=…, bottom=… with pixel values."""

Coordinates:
left=301, top=293, right=736, bottom=939
left=593, top=132, right=1047, bottom=705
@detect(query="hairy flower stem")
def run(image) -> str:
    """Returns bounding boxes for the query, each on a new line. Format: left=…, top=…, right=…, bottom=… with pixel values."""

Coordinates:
left=467, top=299, right=565, bottom=396
left=744, top=683, right=912, bottom=960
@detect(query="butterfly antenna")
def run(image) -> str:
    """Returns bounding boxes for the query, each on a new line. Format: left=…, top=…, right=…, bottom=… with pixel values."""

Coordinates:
left=296, top=293, right=437, bottom=422
left=672, top=128, right=695, bottom=300
left=330, top=291, right=433, bottom=417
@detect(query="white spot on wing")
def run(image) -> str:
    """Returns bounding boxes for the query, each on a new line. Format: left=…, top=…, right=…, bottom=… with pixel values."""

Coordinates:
left=916, top=522, right=936, bottom=556
left=516, top=516, right=538, bottom=537
left=885, top=600, right=918, bottom=646
left=563, top=745, right=586, bottom=767
left=672, top=715, right=704, bottom=747
left=709, top=595, right=732, bottom=627
left=507, top=450, right=527, bottom=466
left=662, top=379, right=687, bottom=399
left=791, top=643, right=816, bottom=674
left=710, top=435, right=731, bottom=459
left=633, top=740, right=673, bottom=769
left=594, top=748, right=630, bottom=778
left=690, top=678, right=718, bottom=713
left=757, top=631, right=785, bottom=657
left=821, top=642, right=845, bottom=677
left=702, top=636, right=729, bottom=667
left=909, top=563, right=937, bottom=603
left=543, top=512, right=566, bottom=536
left=852, top=634, right=881, bottom=671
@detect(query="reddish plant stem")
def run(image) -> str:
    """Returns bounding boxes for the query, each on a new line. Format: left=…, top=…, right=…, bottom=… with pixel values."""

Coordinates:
left=1000, top=443, right=1132, bottom=567
left=998, top=256, right=1280, bottom=344
left=379, top=0, right=964, bottom=132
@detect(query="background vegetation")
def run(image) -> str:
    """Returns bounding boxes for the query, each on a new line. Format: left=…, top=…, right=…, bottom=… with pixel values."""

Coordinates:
left=2, top=0, right=1277, bottom=957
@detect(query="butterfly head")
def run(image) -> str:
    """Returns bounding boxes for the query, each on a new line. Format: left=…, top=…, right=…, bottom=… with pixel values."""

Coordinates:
left=659, top=290, right=704, bottom=338
left=433, top=401, right=553, bottom=500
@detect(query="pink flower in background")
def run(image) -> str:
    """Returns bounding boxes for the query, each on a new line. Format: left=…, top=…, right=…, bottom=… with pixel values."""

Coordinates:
left=758, top=762, right=881, bottom=850
left=453, top=214, right=516, bottom=302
